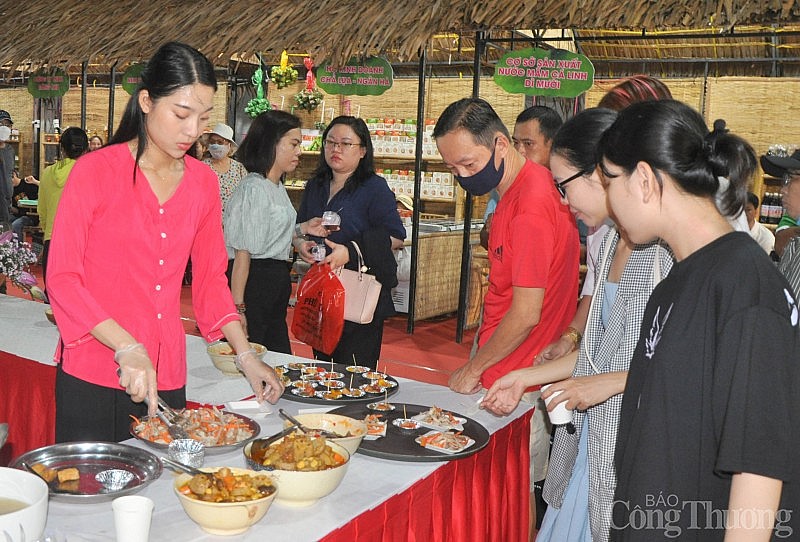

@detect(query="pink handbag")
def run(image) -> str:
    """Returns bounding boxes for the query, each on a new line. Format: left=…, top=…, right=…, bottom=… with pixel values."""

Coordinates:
left=335, top=241, right=382, bottom=324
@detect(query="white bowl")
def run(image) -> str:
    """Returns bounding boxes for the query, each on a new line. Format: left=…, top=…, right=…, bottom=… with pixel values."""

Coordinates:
left=281, top=413, right=367, bottom=456
left=206, top=342, right=267, bottom=375
left=0, top=467, right=49, bottom=542
left=243, top=439, right=350, bottom=507
left=173, top=467, right=276, bottom=535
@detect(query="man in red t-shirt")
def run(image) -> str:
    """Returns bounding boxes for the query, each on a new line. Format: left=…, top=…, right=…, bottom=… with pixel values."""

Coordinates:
left=434, top=98, right=579, bottom=536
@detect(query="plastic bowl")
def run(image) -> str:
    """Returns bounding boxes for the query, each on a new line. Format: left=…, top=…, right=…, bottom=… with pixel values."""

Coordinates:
left=173, top=467, right=276, bottom=535
left=243, top=439, right=350, bottom=507
left=206, top=342, right=267, bottom=375
left=0, top=467, right=48, bottom=542
left=281, top=413, right=367, bottom=456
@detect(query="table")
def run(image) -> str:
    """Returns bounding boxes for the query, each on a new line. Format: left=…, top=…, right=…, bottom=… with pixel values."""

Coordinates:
left=0, top=295, right=533, bottom=541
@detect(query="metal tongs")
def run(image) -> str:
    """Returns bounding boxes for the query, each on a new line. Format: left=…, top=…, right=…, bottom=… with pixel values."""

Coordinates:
left=145, top=396, right=190, bottom=440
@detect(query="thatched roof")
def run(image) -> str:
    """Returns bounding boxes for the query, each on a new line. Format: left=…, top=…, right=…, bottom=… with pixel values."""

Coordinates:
left=2, top=0, right=799, bottom=70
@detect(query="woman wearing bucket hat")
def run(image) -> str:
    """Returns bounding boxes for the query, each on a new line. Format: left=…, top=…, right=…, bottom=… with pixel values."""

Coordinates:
left=201, top=122, right=247, bottom=218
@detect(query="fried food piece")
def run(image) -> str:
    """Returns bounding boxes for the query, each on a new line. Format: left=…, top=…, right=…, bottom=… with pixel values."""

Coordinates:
left=57, top=467, right=80, bottom=483
left=31, top=462, right=57, bottom=483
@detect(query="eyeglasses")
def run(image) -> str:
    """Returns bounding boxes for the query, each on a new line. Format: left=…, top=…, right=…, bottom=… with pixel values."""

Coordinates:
left=554, top=170, right=587, bottom=198
left=323, top=139, right=363, bottom=152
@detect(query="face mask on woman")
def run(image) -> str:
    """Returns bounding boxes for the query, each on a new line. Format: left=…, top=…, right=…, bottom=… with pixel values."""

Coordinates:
left=208, top=143, right=229, bottom=160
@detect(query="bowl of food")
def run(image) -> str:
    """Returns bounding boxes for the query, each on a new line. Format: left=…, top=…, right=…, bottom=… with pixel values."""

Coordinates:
left=206, top=342, right=267, bottom=376
left=243, top=434, right=350, bottom=507
left=0, top=467, right=48, bottom=542
left=44, top=309, right=56, bottom=325
left=280, top=413, right=367, bottom=456
left=174, top=467, right=276, bottom=535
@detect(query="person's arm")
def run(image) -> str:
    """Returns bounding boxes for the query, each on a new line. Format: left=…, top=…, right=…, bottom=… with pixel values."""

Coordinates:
left=229, top=249, right=251, bottom=334
left=541, top=371, right=628, bottom=411
left=221, top=320, right=283, bottom=404
left=724, top=472, right=782, bottom=541
left=536, top=295, right=590, bottom=363
left=449, top=286, right=544, bottom=394
left=774, top=226, right=800, bottom=257
left=482, top=350, right=578, bottom=415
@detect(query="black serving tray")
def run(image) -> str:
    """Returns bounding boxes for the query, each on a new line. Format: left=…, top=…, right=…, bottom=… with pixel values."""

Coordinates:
left=329, top=403, right=490, bottom=462
left=279, top=362, right=399, bottom=405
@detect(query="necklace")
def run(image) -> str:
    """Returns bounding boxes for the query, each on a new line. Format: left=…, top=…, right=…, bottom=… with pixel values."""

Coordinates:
left=138, top=156, right=184, bottom=183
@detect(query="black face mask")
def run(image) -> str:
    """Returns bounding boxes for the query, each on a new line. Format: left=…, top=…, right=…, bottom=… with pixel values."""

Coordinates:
left=455, top=145, right=505, bottom=196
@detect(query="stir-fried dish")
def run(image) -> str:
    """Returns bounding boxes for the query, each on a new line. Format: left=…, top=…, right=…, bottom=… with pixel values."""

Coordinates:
left=132, top=406, right=254, bottom=446
left=251, top=434, right=346, bottom=471
left=178, top=468, right=276, bottom=503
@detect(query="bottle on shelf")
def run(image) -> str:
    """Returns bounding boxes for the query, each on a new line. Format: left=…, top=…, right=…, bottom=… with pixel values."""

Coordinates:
left=759, top=193, right=771, bottom=224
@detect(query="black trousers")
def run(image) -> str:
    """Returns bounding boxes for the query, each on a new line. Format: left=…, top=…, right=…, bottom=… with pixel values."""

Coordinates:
left=227, top=258, right=292, bottom=354
left=55, top=364, right=186, bottom=443
left=313, top=318, right=386, bottom=369
left=42, top=239, right=51, bottom=288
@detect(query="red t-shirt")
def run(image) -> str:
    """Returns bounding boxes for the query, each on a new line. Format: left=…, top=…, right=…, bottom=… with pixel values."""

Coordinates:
left=479, top=160, right=579, bottom=388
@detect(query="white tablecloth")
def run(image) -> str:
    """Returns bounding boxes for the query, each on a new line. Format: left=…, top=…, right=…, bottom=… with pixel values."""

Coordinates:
left=1, top=295, right=531, bottom=541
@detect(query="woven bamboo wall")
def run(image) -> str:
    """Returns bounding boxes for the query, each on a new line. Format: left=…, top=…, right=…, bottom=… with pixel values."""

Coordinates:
left=584, top=77, right=706, bottom=111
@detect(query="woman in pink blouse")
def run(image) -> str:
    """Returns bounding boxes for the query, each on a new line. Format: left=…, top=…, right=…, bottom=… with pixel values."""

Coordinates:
left=47, top=42, right=283, bottom=442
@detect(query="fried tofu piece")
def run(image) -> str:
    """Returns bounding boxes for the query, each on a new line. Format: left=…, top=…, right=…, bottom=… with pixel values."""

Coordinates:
left=31, top=462, right=57, bottom=483
left=56, top=467, right=80, bottom=483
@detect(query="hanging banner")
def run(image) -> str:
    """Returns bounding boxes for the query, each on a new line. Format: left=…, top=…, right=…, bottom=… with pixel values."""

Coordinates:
left=122, top=63, right=145, bottom=95
left=494, top=48, right=594, bottom=98
left=317, top=56, right=393, bottom=96
left=27, top=68, right=69, bottom=98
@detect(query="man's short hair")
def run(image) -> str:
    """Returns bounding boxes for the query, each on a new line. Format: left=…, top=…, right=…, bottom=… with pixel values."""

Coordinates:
left=433, top=98, right=510, bottom=149
left=746, top=191, right=759, bottom=209
left=515, top=106, right=562, bottom=142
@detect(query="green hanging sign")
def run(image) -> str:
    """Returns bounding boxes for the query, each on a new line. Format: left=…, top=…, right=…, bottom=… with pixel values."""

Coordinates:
left=317, top=56, right=393, bottom=96
left=122, top=63, right=145, bottom=95
left=27, top=68, right=69, bottom=98
left=494, top=48, right=594, bottom=98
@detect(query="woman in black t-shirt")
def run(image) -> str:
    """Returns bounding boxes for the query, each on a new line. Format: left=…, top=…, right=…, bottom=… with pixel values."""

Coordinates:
left=598, top=100, right=799, bottom=541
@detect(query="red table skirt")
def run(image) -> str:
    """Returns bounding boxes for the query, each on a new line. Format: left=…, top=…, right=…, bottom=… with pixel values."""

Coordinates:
left=321, top=410, right=532, bottom=542
left=0, top=351, right=57, bottom=465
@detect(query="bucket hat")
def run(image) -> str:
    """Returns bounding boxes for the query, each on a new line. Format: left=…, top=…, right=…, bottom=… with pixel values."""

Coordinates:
left=200, top=123, right=237, bottom=149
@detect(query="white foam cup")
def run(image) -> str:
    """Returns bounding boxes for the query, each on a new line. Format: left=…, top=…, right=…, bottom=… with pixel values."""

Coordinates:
left=541, top=384, right=574, bottom=426
left=112, top=495, right=154, bottom=542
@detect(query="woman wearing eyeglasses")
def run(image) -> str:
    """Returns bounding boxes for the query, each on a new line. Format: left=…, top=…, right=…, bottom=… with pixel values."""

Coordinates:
left=483, top=108, right=674, bottom=541
left=296, top=116, right=406, bottom=368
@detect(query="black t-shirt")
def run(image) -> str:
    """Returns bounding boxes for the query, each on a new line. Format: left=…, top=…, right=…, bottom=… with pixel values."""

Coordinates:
left=610, top=232, right=800, bottom=541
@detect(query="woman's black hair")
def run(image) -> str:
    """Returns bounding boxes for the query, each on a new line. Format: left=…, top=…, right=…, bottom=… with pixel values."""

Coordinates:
left=235, top=110, right=301, bottom=180
left=60, top=127, right=89, bottom=160
left=108, top=42, right=217, bottom=180
left=311, top=116, right=374, bottom=192
left=550, top=108, right=617, bottom=174
left=598, top=100, right=755, bottom=218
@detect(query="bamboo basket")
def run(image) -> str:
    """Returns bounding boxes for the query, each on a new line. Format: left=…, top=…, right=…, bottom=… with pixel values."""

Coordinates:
left=466, top=250, right=490, bottom=329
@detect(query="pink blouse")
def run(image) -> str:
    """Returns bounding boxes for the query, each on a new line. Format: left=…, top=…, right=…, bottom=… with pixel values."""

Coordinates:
left=47, top=143, right=239, bottom=390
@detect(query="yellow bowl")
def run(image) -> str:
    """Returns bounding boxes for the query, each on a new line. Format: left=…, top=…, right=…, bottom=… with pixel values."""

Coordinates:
left=243, top=439, right=350, bottom=507
left=280, top=413, right=366, bottom=456
left=173, top=467, right=276, bottom=535
left=206, top=342, right=267, bottom=375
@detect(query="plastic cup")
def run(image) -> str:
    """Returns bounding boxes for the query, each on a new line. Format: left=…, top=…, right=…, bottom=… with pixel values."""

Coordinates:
left=541, top=384, right=573, bottom=426
left=112, top=495, right=154, bottom=542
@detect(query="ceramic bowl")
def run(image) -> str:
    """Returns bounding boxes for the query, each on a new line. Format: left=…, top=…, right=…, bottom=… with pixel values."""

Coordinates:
left=206, top=342, right=267, bottom=375
left=173, top=467, right=276, bottom=535
left=0, top=467, right=48, bottom=542
left=243, top=439, right=350, bottom=507
left=280, top=413, right=366, bottom=456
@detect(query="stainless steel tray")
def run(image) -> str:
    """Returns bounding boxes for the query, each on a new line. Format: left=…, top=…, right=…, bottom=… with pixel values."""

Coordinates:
left=129, top=410, right=260, bottom=454
left=9, top=441, right=163, bottom=503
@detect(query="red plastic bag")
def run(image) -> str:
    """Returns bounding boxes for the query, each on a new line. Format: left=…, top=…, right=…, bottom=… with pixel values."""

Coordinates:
left=291, top=263, right=345, bottom=355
